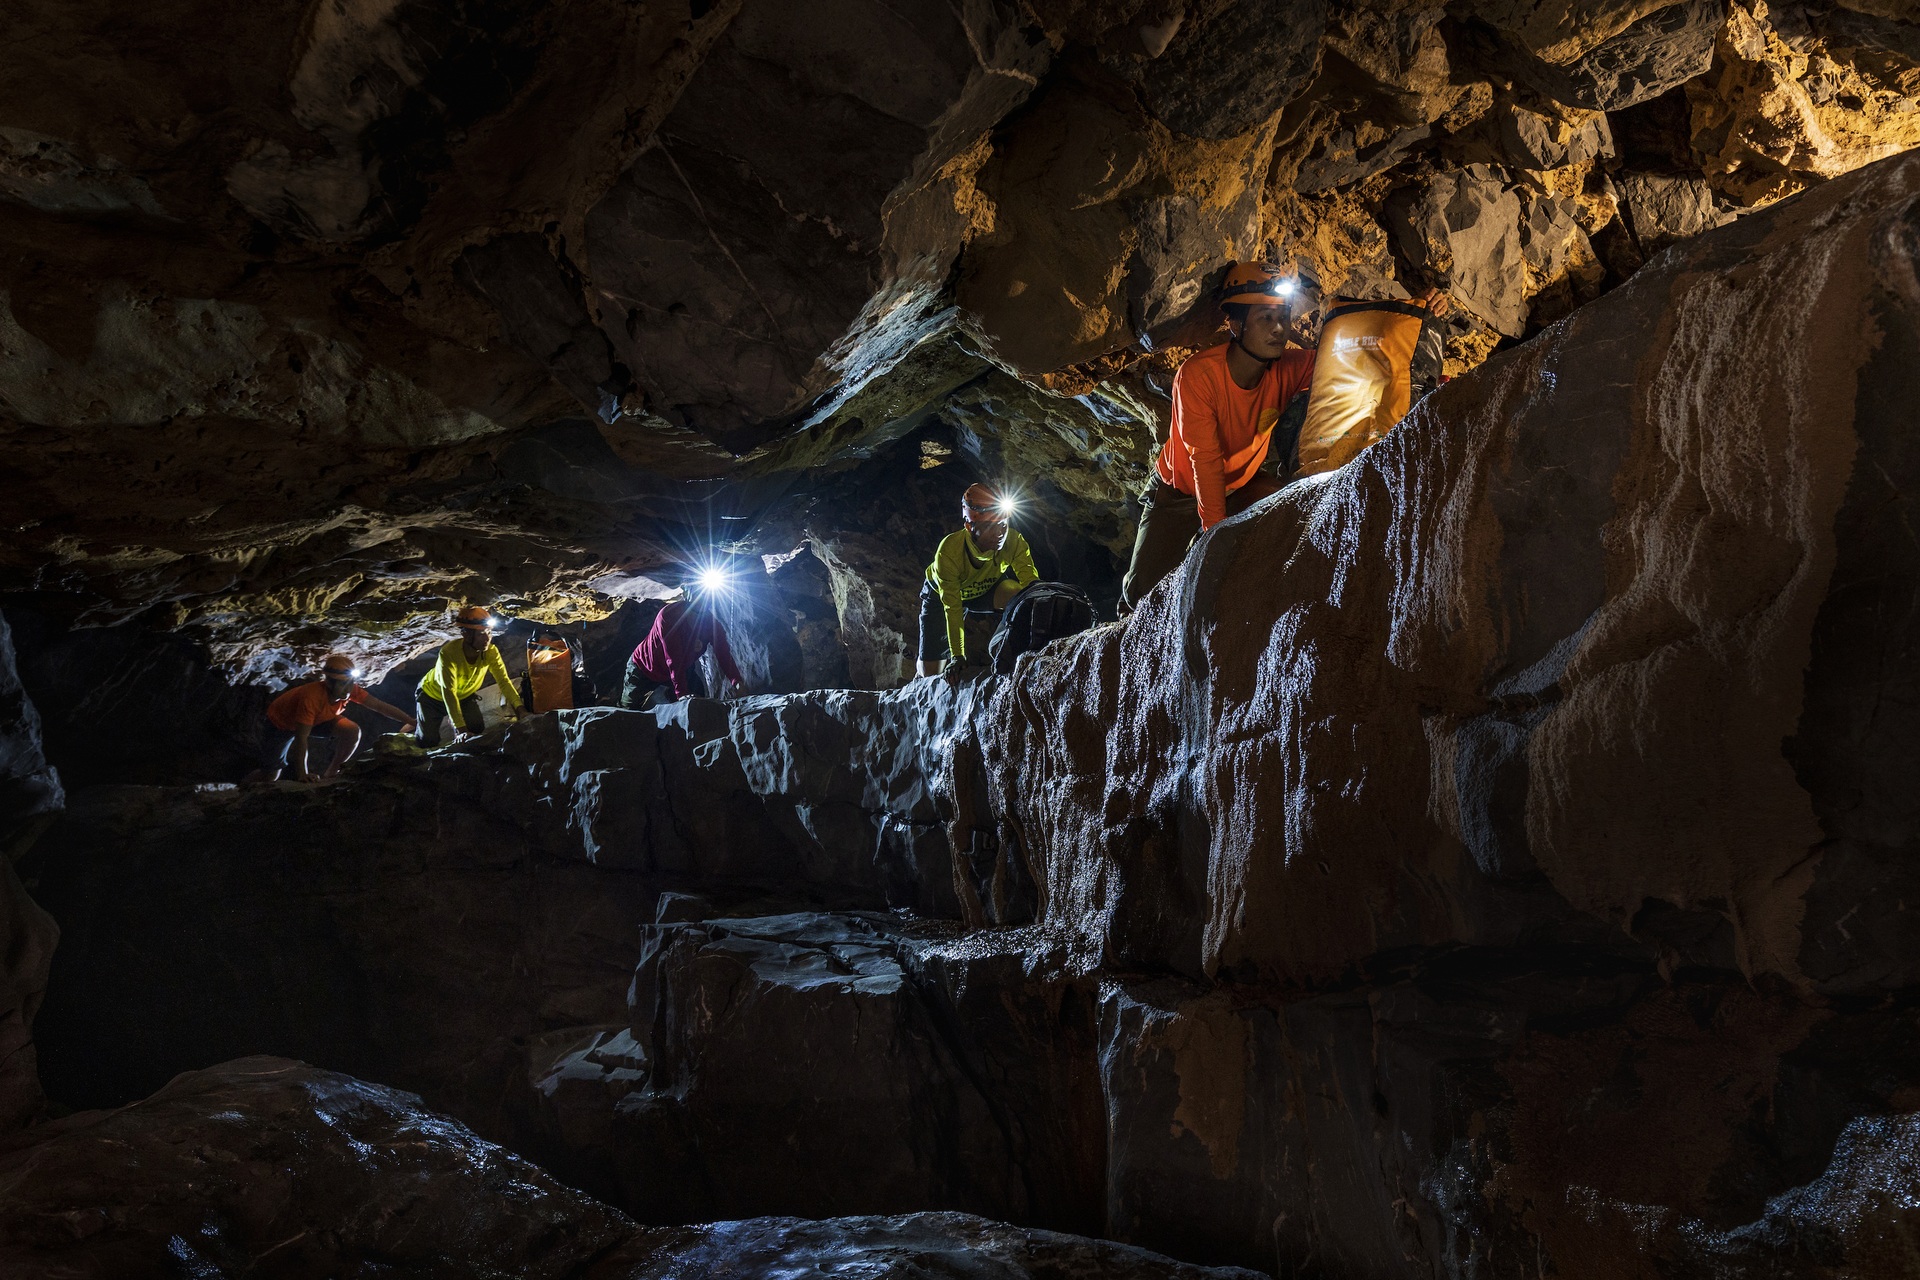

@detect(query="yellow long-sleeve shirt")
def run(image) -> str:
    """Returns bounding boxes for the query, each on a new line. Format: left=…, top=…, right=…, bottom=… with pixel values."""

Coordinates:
left=925, top=529, right=1038, bottom=660
left=419, top=638, right=523, bottom=730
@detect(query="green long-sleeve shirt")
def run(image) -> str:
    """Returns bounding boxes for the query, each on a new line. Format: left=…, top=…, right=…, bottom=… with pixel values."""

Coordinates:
left=926, top=529, right=1038, bottom=660
left=419, top=639, right=523, bottom=730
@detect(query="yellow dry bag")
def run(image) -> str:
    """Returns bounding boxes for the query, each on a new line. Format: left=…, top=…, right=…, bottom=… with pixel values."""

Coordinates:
left=1295, top=300, right=1444, bottom=478
left=526, top=637, right=576, bottom=712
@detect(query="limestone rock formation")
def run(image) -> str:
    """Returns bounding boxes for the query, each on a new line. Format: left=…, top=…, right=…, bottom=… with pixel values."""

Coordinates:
left=8, top=7, right=1920, bottom=1279
left=960, top=148, right=1920, bottom=995
left=0, top=1056, right=1256, bottom=1280
left=9, top=0, right=1916, bottom=667
left=22, top=690, right=969, bottom=1123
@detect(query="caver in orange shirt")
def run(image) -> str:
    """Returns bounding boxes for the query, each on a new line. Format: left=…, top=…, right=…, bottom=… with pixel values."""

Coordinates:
left=1153, top=343, right=1317, bottom=530
left=266, top=681, right=368, bottom=731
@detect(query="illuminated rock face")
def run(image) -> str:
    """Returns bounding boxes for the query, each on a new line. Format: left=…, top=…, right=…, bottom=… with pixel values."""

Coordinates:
left=5, top=0, right=1916, bottom=669
left=967, top=149, right=1920, bottom=999
left=15, top=149, right=1920, bottom=1275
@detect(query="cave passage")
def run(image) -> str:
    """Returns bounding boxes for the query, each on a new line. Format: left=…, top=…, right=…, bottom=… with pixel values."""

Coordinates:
left=4, top=3, right=1920, bottom=1277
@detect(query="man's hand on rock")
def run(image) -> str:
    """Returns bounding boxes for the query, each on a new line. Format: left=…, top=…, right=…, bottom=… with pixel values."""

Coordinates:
left=1415, top=286, right=1451, bottom=317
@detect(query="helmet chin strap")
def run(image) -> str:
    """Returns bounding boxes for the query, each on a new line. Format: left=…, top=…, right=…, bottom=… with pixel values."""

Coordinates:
left=1230, top=320, right=1277, bottom=366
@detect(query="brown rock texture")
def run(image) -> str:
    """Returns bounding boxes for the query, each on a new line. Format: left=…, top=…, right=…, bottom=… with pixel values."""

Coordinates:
left=7, top=0, right=1916, bottom=667
left=961, top=148, right=1920, bottom=993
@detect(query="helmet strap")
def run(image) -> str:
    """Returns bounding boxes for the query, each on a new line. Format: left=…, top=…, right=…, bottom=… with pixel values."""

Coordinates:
left=1228, top=318, right=1277, bottom=367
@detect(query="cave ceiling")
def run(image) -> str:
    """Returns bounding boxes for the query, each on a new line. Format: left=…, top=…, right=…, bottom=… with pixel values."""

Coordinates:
left=3, top=0, right=1918, bottom=675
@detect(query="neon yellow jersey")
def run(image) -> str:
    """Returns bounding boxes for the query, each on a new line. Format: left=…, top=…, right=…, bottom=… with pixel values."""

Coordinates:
left=419, top=639, right=523, bottom=729
left=925, top=529, right=1038, bottom=659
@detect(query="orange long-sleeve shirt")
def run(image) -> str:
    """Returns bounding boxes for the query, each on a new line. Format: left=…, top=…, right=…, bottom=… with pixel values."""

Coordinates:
left=1154, top=343, right=1317, bottom=529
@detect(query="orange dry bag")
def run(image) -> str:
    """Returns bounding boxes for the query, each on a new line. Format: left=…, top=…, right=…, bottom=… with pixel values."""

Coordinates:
left=526, top=637, right=576, bottom=712
left=1295, top=300, right=1444, bottom=478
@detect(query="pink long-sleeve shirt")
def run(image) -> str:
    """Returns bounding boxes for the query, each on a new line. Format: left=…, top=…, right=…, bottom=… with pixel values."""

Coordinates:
left=630, top=600, right=744, bottom=698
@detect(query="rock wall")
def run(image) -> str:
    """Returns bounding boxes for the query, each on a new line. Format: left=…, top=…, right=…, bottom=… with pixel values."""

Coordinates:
left=0, top=609, right=58, bottom=1134
left=9, top=1, right=1918, bottom=669
left=964, top=148, right=1920, bottom=997
left=9, top=133, right=1920, bottom=1280
left=22, top=688, right=971, bottom=1124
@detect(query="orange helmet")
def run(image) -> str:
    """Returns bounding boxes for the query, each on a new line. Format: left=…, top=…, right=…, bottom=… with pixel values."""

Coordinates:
left=961, top=482, right=1014, bottom=550
left=961, top=483, right=1003, bottom=521
left=456, top=605, right=493, bottom=629
left=321, top=653, right=356, bottom=678
left=1216, top=261, right=1301, bottom=307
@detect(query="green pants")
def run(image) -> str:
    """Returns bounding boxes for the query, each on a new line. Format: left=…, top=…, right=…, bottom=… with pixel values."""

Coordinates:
left=1120, top=474, right=1282, bottom=612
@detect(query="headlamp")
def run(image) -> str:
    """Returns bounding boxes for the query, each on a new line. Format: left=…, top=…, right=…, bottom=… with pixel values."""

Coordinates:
left=696, top=564, right=734, bottom=595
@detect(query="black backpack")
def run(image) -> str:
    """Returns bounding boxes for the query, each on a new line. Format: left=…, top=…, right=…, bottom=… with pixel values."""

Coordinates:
left=987, top=582, right=1095, bottom=674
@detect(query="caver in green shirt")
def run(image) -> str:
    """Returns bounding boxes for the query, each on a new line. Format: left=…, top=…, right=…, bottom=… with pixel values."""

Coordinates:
left=925, top=528, right=1038, bottom=660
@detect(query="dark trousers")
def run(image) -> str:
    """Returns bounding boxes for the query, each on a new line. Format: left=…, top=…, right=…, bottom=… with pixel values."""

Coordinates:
left=1120, top=474, right=1282, bottom=611
left=415, top=690, right=484, bottom=746
left=916, top=580, right=1006, bottom=664
left=621, top=656, right=702, bottom=709
left=258, top=722, right=335, bottom=773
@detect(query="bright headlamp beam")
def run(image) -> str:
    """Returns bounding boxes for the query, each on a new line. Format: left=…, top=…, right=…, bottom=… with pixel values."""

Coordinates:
left=696, top=565, right=733, bottom=594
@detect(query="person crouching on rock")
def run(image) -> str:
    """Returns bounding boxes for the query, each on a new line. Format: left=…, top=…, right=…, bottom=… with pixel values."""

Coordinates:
left=917, top=482, right=1039, bottom=677
left=620, top=591, right=746, bottom=709
left=249, top=653, right=415, bottom=782
left=416, top=605, right=525, bottom=746
left=1118, top=261, right=1320, bottom=613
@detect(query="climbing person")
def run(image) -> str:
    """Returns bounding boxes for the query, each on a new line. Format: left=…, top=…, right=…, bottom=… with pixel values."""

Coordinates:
left=918, top=482, right=1039, bottom=677
left=1118, top=261, right=1321, bottom=613
left=620, top=591, right=745, bottom=709
left=1119, top=262, right=1453, bottom=613
left=248, top=653, right=415, bottom=782
left=416, top=605, right=526, bottom=746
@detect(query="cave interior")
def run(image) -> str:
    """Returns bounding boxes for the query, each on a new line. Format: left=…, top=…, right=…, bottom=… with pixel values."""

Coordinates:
left=4, top=1, right=1920, bottom=1277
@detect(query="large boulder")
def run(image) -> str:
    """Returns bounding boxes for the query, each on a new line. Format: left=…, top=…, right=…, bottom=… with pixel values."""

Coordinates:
left=1385, top=164, right=1532, bottom=336
left=527, top=911, right=1106, bottom=1229
left=0, top=1055, right=1259, bottom=1280
left=1470, top=0, right=1727, bottom=111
